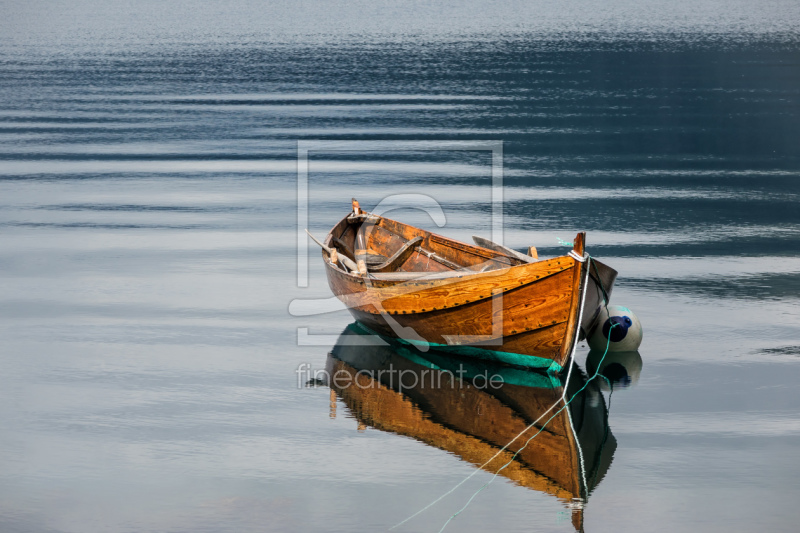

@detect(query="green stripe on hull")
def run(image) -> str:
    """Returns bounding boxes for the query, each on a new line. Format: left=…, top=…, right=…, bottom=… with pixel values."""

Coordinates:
left=400, top=339, right=563, bottom=375
left=351, top=321, right=564, bottom=377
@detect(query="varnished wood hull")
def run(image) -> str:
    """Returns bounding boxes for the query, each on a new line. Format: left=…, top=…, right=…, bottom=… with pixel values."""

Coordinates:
left=321, top=211, right=615, bottom=373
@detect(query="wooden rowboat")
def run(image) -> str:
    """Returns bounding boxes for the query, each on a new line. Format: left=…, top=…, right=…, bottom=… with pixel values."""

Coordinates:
left=315, top=200, right=617, bottom=374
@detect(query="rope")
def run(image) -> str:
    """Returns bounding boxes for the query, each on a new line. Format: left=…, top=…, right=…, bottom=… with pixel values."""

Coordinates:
left=389, top=254, right=606, bottom=532
left=590, top=379, right=614, bottom=490
left=568, top=250, right=586, bottom=262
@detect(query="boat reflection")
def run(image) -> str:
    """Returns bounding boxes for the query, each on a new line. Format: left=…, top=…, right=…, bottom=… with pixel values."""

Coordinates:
left=326, top=322, right=618, bottom=531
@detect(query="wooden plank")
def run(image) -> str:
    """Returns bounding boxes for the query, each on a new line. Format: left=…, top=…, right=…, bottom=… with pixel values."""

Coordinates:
left=348, top=300, right=570, bottom=353
left=333, top=257, right=573, bottom=313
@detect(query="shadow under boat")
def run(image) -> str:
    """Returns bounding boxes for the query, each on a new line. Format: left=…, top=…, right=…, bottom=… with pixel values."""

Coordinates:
left=325, top=322, right=617, bottom=532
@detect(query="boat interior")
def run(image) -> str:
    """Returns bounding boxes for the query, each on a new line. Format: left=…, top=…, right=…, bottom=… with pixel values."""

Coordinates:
left=322, top=202, right=540, bottom=278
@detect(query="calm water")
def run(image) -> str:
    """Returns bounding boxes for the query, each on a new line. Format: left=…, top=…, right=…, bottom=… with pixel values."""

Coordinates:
left=2, top=1, right=800, bottom=531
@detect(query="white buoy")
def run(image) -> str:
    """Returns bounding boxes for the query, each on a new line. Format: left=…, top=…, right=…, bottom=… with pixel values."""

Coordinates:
left=587, top=305, right=643, bottom=352
left=586, top=350, right=643, bottom=389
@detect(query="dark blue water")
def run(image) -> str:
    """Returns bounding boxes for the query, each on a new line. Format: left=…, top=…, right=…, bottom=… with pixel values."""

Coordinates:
left=2, top=1, right=800, bottom=531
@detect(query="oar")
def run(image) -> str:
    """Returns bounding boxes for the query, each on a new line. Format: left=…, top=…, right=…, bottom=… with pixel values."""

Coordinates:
left=305, top=229, right=359, bottom=272
left=472, top=236, right=536, bottom=263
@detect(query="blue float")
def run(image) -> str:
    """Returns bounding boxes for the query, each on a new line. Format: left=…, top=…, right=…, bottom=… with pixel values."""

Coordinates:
left=587, top=305, right=643, bottom=352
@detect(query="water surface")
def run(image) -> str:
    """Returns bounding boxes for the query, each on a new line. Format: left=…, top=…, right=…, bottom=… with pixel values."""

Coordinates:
left=1, top=2, right=800, bottom=531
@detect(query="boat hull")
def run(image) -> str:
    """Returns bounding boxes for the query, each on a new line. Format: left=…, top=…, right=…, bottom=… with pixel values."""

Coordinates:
left=319, top=210, right=615, bottom=373
left=325, top=245, right=586, bottom=373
